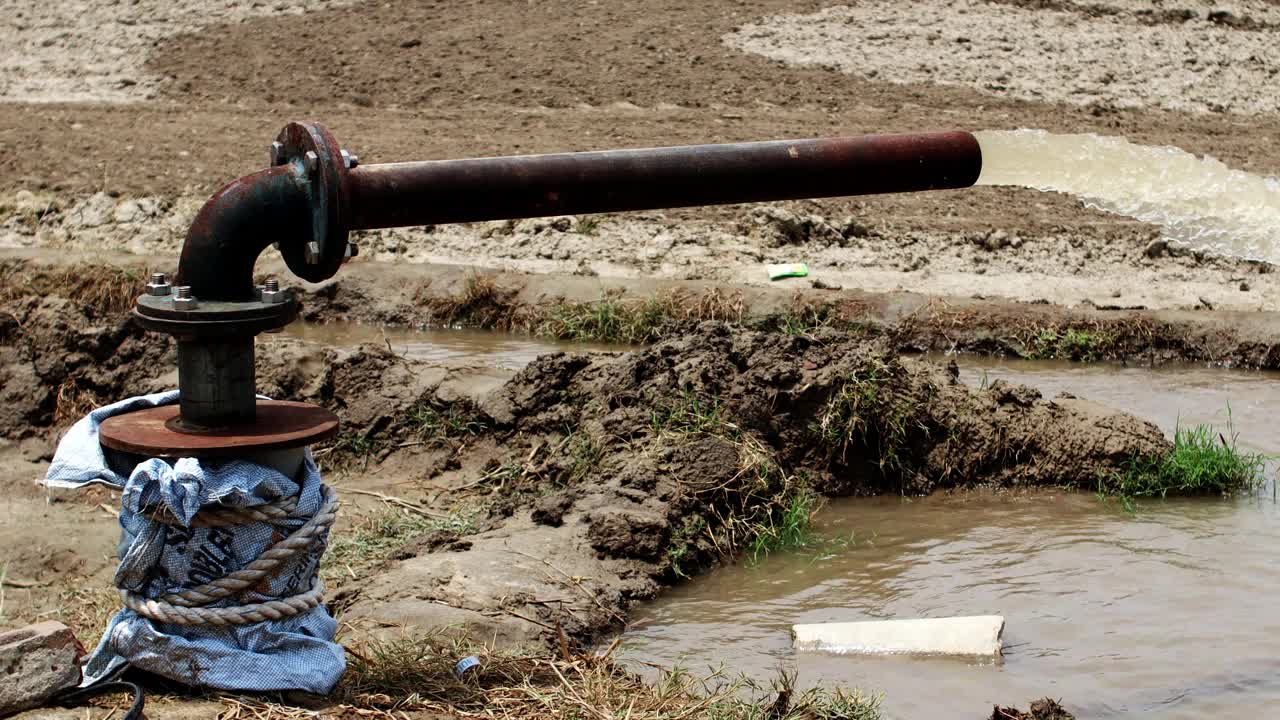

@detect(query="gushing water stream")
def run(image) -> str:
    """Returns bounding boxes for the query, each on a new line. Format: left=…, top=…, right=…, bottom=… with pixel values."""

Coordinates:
left=974, top=130, right=1280, bottom=264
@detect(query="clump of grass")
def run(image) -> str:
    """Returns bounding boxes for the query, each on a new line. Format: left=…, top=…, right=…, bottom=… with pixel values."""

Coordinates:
left=407, top=398, right=488, bottom=442
left=324, top=506, right=478, bottom=579
left=234, top=631, right=882, bottom=720
left=1026, top=327, right=1110, bottom=362
left=417, top=273, right=536, bottom=331
left=744, top=487, right=822, bottom=565
left=0, top=261, right=151, bottom=317
left=650, top=390, right=724, bottom=435
left=317, top=430, right=386, bottom=473
left=574, top=216, right=601, bottom=235
left=775, top=293, right=837, bottom=336
left=648, top=390, right=822, bottom=568
left=564, top=431, right=603, bottom=484
left=538, top=291, right=674, bottom=344
left=417, top=278, right=744, bottom=345
left=813, top=359, right=932, bottom=485
left=53, top=376, right=106, bottom=427
left=1099, top=421, right=1267, bottom=501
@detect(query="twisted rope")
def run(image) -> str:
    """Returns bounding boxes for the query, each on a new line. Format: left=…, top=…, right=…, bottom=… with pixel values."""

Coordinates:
left=142, top=495, right=300, bottom=528
left=158, top=486, right=339, bottom=608
left=123, top=579, right=326, bottom=626
left=121, top=485, right=338, bottom=626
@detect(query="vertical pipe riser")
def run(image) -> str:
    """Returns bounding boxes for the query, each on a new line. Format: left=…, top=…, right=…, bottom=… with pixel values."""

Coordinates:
left=176, top=339, right=258, bottom=428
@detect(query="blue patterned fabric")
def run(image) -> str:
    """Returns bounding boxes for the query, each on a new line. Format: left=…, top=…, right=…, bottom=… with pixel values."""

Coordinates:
left=43, top=392, right=345, bottom=693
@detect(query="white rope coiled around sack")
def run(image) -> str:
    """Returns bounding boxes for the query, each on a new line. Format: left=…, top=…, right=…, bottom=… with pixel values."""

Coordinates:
left=142, top=495, right=301, bottom=528
left=125, top=485, right=339, bottom=626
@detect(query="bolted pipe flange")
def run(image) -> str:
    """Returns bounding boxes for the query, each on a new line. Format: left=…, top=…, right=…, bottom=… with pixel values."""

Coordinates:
left=172, top=286, right=198, bottom=311
left=271, top=122, right=350, bottom=282
left=260, top=278, right=288, bottom=304
left=146, top=272, right=172, bottom=296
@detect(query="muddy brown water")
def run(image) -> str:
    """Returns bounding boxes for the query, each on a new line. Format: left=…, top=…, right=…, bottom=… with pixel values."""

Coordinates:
left=619, top=356, right=1280, bottom=720
left=281, top=323, right=629, bottom=368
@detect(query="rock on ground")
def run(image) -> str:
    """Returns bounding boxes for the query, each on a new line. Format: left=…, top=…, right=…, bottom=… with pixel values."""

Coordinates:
left=0, top=621, right=82, bottom=715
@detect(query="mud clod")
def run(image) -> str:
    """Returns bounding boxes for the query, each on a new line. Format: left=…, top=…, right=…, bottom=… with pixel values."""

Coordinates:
left=990, top=698, right=1075, bottom=720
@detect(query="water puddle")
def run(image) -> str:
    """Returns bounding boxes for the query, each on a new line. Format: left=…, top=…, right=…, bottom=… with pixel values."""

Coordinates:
left=278, top=323, right=629, bottom=370
left=620, top=357, right=1280, bottom=719
left=975, top=129, right=1280, bottom=264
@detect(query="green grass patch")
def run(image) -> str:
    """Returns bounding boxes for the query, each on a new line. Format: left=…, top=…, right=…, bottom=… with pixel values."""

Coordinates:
left=813, top=360, right=931, bottom=485
left=538, top=292, right=675, bottom=344
left=407, top=398, right=488, bottom=441
left=650, top=390, right=725, bottom=435
left=744, top=488, right=822, bottom=565
left=1100, top=421, right=1267, bottom=502
left=1024, top=327, right=1110, bottom=362
left=324, top=506, right=478, bottom=579
left=649, top=390, right=823, bottom=568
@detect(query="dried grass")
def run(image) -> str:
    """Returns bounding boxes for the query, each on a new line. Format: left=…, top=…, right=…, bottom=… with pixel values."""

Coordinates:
left=0, top=261, right=151, bottom=317
left=217, top=631, right=881, bottom=720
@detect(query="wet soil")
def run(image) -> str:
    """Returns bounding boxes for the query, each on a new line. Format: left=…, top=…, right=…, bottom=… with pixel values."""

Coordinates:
left=4, top=0, right=1280, bottom=715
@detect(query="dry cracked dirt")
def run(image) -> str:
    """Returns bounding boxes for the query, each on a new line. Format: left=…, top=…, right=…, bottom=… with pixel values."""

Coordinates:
left=3, top=0, right=1280, bottom=718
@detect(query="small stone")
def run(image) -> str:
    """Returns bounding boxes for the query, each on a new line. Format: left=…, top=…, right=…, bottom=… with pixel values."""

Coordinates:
left=0, top=621, right=83, bottom=716
left=982, top=230, right=1009, bottom=251
left=811, top=278, right=842, bottom=290
left=399, top=38, right=422, bottom=48
left=1239, top=281, right=1251, bottom=291
left=1143, top=239, right=1168, bottom=258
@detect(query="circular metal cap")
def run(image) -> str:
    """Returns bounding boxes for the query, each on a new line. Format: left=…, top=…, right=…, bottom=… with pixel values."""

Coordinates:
left=273, top=122, right=351, bottom=282
left=100, top=400, right=339, bottom=458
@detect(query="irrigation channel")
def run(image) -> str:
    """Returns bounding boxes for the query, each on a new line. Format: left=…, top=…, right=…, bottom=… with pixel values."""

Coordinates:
left=618, top=357, right=1280, bottom=720
left=282, top=323, right=1278, bottom=719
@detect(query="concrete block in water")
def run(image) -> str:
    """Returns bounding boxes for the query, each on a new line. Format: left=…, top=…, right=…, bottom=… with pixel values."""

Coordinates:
left=0, top=621, right=83, bottom=715
left=792, top=615, right=1005, bottom=656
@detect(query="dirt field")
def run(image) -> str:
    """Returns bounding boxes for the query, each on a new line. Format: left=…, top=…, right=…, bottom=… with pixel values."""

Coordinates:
left=3, top=0, right=1279, bottom=717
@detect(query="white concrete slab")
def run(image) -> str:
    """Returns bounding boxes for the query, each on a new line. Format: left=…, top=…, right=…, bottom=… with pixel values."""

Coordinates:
left=792, top=615, right=1005, bottom=656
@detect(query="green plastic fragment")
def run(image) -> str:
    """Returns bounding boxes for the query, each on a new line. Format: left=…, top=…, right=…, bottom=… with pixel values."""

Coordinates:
left=767, top=263, right=809, bottom=280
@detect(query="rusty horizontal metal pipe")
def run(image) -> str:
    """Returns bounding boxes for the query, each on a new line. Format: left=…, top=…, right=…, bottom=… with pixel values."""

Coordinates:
left=174, top=123, right=981, bottom=301
left=346, top=132, right=981, bottom=229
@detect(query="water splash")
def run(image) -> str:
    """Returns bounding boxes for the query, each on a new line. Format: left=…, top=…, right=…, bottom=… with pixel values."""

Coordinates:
left=974, top=129, right=1280, bottom=264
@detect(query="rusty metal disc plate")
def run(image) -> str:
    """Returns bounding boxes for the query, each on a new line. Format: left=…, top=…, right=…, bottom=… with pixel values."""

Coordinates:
left=100, top=400, right=339, bottom=458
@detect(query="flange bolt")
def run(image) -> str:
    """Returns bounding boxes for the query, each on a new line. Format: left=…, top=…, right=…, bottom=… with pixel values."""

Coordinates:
left=304, top=151, right=319, bottom=174
left=270, top=141, right=286, bottom=166
left=305, top=241, right=322, bottom=265
left=340, top=149, right=359, bottom=169
left=261, top=277, right=287, bottom=304
left=172, top=285, right=198, bottom=311
left=146, top=272, right=172, bottom=296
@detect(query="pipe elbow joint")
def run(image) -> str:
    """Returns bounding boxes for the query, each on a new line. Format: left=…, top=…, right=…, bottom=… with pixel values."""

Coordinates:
left=174, top=122, right=353, bottom=302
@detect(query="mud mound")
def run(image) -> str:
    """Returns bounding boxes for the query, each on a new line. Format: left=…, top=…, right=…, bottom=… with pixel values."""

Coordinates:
left=482, top=323, right=1168, bottom=494
left=338, top=323, right=1168, bottom=647
left=0, top=294, right=172, bottom=439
